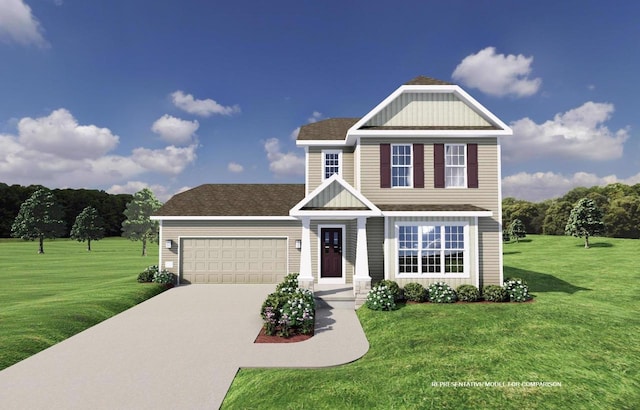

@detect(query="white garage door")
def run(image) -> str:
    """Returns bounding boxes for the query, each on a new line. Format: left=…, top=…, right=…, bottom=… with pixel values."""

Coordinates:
left=181, top=238, right=287, bottom=284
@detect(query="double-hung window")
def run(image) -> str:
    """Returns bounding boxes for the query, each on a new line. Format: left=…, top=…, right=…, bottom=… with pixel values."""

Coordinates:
left=397, top=222, right=468, bottom=277
left=445, top=144, right=466, bottom=188
left=323, top=150, right=341, bottom=180
left=391, top=144, right=412, bottom=187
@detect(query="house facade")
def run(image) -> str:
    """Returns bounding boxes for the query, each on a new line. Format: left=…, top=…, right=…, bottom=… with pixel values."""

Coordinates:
left=152, top=76, right=512, bottom=304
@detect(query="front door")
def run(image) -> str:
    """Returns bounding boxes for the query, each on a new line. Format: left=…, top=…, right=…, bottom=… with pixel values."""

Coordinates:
left=321, top=228, right=342, bottom=278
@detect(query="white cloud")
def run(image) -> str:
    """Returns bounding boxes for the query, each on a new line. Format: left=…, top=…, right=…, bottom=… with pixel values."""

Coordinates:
left=107, top=181, right=192, bottom=203
left=504, top=102, right=629, bottom=162
left=171, top=90, right=240, bottom=117
left=151, top=114, right=199, bottom=145
left=131, top=144, right=197, bottom=175
left=0, top=0, right=48, bottom=47
left=264, top=137, right=304, bottom=178
left=227, top=162, right=244, bottom=173
left=0, top=108, right=198, bottom=188
left=290, top=127, right=300, bottom=140
left=308, top=111, right=323, bottom=123
left=17, top=109, right=119, bottom=159
left=502, top=171, right=640, bottom=202
left=452, top=47, right=541, bottom=97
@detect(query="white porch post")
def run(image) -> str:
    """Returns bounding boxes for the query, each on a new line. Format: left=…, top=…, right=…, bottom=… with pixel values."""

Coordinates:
left=354, top=216, right=372, bottom=302
left=298, top=217, right=314, bottom=291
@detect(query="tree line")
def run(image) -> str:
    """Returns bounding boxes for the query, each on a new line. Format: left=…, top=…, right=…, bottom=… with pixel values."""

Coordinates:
left=503, top=182, right=640, bottom=239
left=0, top=183, right=133, bottom=238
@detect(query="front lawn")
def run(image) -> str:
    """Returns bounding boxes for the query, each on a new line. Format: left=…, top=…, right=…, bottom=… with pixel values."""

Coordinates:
left=0, top=237, right=164, bottom=371
left=223, top=235, right=640, bottom=409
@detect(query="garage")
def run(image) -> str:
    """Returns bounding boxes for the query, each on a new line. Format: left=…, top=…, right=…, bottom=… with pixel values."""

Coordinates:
left=180, top=238, right=288, bottom=284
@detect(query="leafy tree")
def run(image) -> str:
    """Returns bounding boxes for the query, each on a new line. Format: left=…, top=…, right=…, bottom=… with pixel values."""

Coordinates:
left=542, top=200, right=573, bottom=235
left=604, top=196, right=640, bottom=238
left=508, top=219, right=526, bottom=242
left=121, top=188, right=162, bottom=256
left=502, top=198, right=538, bottom=234
left=70, top=206, right=105, bottom=251
left=11, top=188, right=66, bottom=254
left=565, top=198, right=605, bottom=248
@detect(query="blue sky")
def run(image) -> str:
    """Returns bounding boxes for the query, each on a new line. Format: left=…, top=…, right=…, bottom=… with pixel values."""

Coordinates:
left=1, top=0, right=639, bottom=202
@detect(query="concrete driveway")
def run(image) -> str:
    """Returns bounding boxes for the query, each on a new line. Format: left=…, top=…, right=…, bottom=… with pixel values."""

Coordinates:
left=0, top=285, right=369, bottom=409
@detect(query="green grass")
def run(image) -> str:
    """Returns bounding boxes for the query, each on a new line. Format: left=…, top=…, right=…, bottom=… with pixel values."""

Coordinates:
left=223, top=235, right=640, bottom=409
left=0, top=237, right=164, bottom=371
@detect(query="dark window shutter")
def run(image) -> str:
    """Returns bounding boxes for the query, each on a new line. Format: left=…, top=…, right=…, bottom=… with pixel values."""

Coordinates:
left=380, top=143, right=391, bottom=188
left=413, top=144, right=424, bottom=188
left=467, top=143, right=478, bottom=188
left=434, top=143, right=445, bottom=188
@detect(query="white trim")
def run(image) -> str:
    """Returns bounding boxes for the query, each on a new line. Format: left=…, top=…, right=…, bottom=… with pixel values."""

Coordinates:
left=394, top=221, right=471, bottom=279
left=382, top=210, right=492, bottom=217
left=290, top=173, right=382, bottom=216
left=322, top=149, right=342, bottom=181
left=355, top=138, right=361, bottom=191
left=297, top=140, right=350, bottom=147
left=305, top=146, right=310, bottom=196
left=383, top=216, right=390, bottom=280
left=444, top=143, right=467, bottom=188
left=158, top=220, right=164, bottom=281
left=391, top=143, right=413, bottom=188
left=497, top=140, right=504, bottom=285
left=317, top=224, right=346, bottom=284
left=474, top=216, right=480, bottom=289
left=151, top=216, right=298, bottom=221
left=177, top=235, right=290, bottom=284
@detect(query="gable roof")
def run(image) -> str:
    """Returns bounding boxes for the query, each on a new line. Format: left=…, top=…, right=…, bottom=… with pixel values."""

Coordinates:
left=153, top=184, right=305, bottom=217
left=297, top=118, right=359, bottom=141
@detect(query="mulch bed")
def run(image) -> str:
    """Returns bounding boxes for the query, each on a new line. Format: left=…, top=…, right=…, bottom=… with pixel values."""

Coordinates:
left=254, top=327, right=314, bottom=343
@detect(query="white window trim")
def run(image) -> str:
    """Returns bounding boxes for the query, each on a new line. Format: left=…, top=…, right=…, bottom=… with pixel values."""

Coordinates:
left=391, top=143, right=413, bottom=188
left=445, top=143, right=467, bottom=189
left=395, top=221, right=469, bottom=279
left=322, top=150, right=342, bottom=181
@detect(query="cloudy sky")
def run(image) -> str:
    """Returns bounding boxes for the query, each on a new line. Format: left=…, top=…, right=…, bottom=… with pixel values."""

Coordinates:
left=1, top=1, right=639, bottom=202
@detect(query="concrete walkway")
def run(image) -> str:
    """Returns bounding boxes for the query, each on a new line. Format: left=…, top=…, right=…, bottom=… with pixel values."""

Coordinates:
left=0, top=285, right=369, bottom=409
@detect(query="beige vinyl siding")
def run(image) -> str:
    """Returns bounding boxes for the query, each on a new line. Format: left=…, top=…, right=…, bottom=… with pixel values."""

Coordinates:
left=307, top=147, right=355, bottom=192
left=385, top=216, right=478, bottom=289
left=160, top=220, right=301, bottom=283
left=305, top=181, right=366, bottom=208
left=478, top=218, right=501, bottom=287
left=366, top=217, right=385, bottom=282
left=365, top=93, right=492, bottom=127
left=311, top=219, right=356, bottom=283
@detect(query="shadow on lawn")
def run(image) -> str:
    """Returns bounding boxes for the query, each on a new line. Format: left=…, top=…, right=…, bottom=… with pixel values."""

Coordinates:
left=573, top=241, right=614, bottom=248
left=504, top=266, right=591, bottom=294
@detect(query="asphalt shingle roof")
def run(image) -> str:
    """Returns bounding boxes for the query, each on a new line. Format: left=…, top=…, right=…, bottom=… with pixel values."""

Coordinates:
left=154, top=184, right=305, bottom=216
left=296, top=118, right=360, bottom=141
left=404, top=75, right=454, bottom=86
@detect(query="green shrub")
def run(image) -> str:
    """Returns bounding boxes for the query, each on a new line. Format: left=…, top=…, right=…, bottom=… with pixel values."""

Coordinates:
left=403, top=282, right=427, bottom=302
left=153, top=269, right=176, bottom=285
left=366, top=284, right=397, bottom=311
left=378, top=279, right=402, bottom=301
left=275, top=273, right=299, bottom=294
left=504, top=277, right=531, bottom=302
left=456, top=284, right=480, bottom=302
left=137, top=265, right=157, bottom=283
left=483, top=285, right=508, bottom=302
left=427, top=282, right=457, bottom=303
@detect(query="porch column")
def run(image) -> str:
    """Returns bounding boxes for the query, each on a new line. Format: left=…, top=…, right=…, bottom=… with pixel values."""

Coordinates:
left=354, top=216, right=372, bottom=301
left=298, top=217, right=314, bottom=291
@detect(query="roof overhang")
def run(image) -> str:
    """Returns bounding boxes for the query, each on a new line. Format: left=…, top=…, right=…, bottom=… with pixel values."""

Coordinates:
left=382, top=210, right=493, bottom=217
left=150, top=216, right=298, bottom=221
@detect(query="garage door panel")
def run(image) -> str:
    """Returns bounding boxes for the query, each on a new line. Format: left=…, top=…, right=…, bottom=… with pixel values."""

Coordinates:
left=181, top=238, right=287, bottom=284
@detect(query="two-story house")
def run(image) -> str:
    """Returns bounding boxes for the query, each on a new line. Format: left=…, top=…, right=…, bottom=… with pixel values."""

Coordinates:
left=152, top=76, right=512, bottom=306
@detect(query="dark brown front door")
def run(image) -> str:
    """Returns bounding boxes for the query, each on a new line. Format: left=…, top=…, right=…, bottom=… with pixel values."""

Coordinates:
left=321, top=228, right=342, bottom=278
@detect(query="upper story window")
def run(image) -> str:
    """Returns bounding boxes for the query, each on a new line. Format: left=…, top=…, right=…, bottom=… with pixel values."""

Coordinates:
left=445, top=144, right=466, bottom=188
left=392, top=144, right=412, bottom=187
left=323, top=150, right=341, bottom=180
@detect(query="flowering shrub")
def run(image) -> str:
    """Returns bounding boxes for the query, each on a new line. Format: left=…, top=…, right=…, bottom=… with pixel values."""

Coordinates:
left=504, top=277, right=531, bottom=302
left=365, top=284, right=397, bottom=311
left=483, top=285, right=508, bottom=302
left=378, top=280, right=402, bottom=301
left=153, top=269, right=176, bottom=285
left=261, top=274, right=315, bottom=337
left=427, top=282, right=457, bottom=303
left=137, top=265, right=158, bottom=283
left=403, top=282, right=427, bottom=302
left=456, top=284, right=480, bottom=302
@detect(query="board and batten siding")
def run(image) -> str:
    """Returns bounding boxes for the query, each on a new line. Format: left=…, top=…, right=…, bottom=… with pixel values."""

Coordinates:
left=305, top=181, right=367, bottom=208
left=310, top=219, right=356, bottom=283
left=364, top=92, right=492, bottom=127
left=385, top=216, right=478, bottom=289
left=160, top=220, right=302, bottom=281
left=307, top=147, right=355, bottom=192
